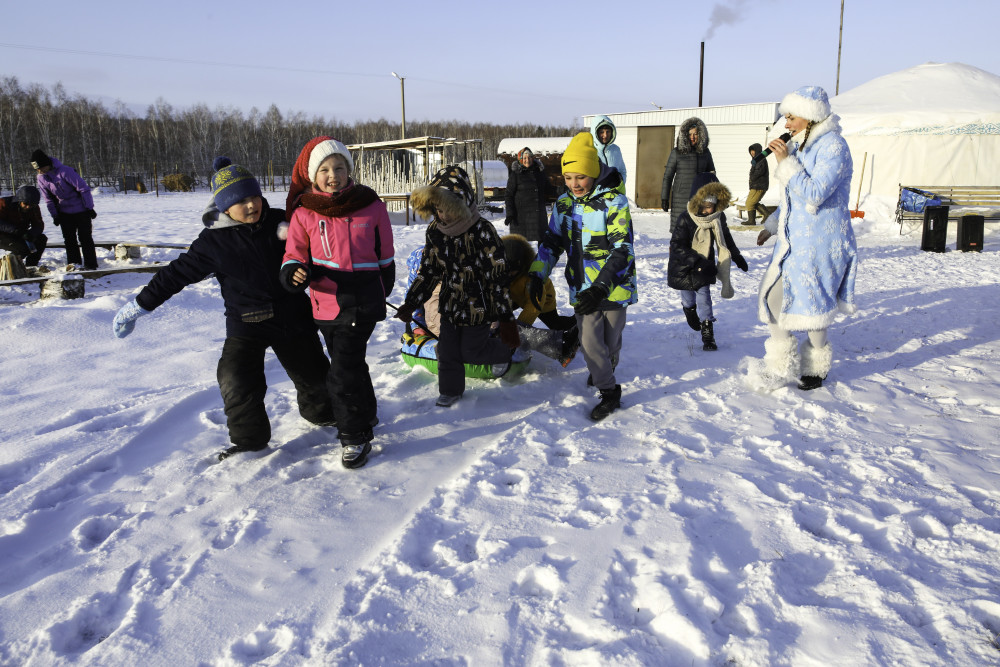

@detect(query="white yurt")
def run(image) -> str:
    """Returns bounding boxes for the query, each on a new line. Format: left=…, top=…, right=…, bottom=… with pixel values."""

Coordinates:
left=831, top=62, right=1000, bottom=201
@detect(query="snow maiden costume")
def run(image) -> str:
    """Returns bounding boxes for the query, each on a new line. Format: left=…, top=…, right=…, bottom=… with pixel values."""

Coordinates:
left=757, top=86, right=858, bottom=390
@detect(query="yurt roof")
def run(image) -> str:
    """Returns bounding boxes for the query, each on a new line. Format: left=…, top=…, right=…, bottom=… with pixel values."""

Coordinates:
left=832, top=62, right=1000, bottom=136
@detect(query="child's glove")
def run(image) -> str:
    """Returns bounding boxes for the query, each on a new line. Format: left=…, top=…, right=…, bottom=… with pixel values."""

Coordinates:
left=394, top=302, right=414, bottom=323
left=527, top=275, right=544, bottom=309
left=661, top=199, right=669, bottom=212
left=498, top=320, right=520, bottom=350
left=505, top=216, right=515, bottom=227
left=87, top=209, right=97, bottom=219
left=113, top=298, right=151, bottom=338
left=279, top=262, right=309, bottom=292
left=574, top=284, right=609, bottom=316
left=734, top=256, right=749, bottom=272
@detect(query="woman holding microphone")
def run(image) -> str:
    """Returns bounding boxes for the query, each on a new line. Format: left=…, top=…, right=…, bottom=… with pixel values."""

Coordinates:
left=754, top=86, right=858, bottom=391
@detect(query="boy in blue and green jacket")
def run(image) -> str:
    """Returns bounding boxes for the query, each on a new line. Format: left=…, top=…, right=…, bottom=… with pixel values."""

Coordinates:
left=528, top=132, right=637, bottom=421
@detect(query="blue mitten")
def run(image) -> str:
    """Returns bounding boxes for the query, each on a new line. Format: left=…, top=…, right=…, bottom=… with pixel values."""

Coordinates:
left=113, top=298, right=151, bottom=338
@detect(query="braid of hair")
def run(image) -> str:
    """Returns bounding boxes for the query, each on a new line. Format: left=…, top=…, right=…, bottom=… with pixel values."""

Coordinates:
left=800, top=121, right=816, bottom=150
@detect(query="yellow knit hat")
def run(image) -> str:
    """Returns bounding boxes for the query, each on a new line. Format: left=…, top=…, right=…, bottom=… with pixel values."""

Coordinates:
left=561, top=131, right=600, bottom=178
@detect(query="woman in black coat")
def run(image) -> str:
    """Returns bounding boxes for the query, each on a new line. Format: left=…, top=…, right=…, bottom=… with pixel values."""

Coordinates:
left=504, top=148, right=551, bottom=242
left=661, top=117, right=715, bottom=233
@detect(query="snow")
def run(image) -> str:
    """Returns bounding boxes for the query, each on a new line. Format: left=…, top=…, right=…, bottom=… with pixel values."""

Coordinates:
left=833, top=62, right=1000, bottom=134
left=2, top=190, right=1000, bottom=665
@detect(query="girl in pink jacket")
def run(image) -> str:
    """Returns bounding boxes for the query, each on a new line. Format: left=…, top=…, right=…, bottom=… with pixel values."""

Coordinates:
left=280, top=136, right=395, bottom=469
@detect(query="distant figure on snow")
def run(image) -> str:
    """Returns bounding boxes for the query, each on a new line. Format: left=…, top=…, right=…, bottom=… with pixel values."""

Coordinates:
left=745, top=143, right=771, bottom=225
left=0, top=185, right=47, bottom=268
left=661, top=117, right=715, bottom=233
left=32, top=149, right=99, bottom=270
left=590, top=115, right=627, bottom=195
left=504, top=147, right=551, bottom=242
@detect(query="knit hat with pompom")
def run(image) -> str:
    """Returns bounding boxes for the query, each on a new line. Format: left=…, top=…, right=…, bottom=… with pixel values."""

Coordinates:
left=211, top=156, right=262, bottom=214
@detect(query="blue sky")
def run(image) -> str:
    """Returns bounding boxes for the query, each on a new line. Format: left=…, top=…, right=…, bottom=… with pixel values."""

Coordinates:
left=3, top=0, right=998, bottom=127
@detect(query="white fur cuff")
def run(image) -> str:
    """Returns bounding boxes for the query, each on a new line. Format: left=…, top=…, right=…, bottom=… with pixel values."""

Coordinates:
left=775, top=156, right=803, bottom=186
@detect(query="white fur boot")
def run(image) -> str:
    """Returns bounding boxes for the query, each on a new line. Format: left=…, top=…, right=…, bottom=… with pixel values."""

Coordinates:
left=800, top=340, right=833, bottom=379
left=763, top=333, right=800, bottom=380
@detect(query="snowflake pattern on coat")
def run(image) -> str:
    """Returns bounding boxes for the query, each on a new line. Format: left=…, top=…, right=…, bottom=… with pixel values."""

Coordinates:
left=758, top=114, right=859, bottom=330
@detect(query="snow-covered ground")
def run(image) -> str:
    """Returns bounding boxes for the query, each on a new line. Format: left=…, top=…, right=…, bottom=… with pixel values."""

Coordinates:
left=1, top=189, right=999, bottom=666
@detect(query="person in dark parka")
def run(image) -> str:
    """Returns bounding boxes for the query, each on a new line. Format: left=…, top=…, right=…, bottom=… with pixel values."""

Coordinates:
left=504, top=147, right=551, bottom=242
left=745, top=143, right=770, bottom=225
left=661, top=117, right=716, bottom=233
left=112, top=157, right=335, bottom=461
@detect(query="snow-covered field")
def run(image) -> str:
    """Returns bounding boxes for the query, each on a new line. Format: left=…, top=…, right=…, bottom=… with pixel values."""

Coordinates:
left=1, top=189, right=999, bottom=666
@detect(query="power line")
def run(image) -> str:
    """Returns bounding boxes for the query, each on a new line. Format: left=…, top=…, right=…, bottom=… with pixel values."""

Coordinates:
left=0, top=41, right=649, bottom=113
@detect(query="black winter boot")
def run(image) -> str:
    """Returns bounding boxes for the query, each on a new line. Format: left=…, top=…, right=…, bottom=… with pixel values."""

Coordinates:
left=683, top=306, right=700, bottom=331
left=797, top=375, right=823, bottom=391
left=589, top=385, right=622, bottom=421
left=701, top=320, right=717, bottom=351
left=747, top=209, right=757, bottom=226
left=218, top=443, right=268, bottom=462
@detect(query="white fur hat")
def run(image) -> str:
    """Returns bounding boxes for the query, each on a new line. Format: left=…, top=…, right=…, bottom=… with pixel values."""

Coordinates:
left=779, top=86, right=831, bottom=122
left=308, top=139, right=354, bottom=182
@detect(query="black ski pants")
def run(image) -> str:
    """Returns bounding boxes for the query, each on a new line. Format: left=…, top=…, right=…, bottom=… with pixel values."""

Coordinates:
left=57, top=211, right=98, bottom=269
left=217, top=332, right=334, bottom=448
left=319, top=320, right=378, bottom=441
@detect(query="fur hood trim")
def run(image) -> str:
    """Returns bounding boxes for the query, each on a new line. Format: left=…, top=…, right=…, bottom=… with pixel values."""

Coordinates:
left=676, top=117, right=710, bottom=154
left=686, top=181, right=732, bottom=216
left=411, top=184, right=477, bottom=236
left=501, top=233, right=535, bottom=278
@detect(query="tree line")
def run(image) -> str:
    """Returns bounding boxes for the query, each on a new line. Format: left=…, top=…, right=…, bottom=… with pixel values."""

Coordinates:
left=0, top=77, right=580, bottom=193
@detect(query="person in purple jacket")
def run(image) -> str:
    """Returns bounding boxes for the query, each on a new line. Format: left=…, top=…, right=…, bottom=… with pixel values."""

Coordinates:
left=32, top=149, right=99, bottom=270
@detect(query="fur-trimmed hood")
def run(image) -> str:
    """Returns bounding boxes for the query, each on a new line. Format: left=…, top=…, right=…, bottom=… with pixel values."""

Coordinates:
left=501, top=233, right=535, bottom=279
left=411, top=184, right=478, bottom=236
left=686, top=182, right=732, bottom=218
left=675, top=117, right=710, bottom=155
left=590, top=115, right=617, bottom=147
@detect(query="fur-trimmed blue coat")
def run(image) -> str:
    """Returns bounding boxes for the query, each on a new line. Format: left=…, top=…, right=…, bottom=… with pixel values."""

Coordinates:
left=759, top=115, right=858, bottom=330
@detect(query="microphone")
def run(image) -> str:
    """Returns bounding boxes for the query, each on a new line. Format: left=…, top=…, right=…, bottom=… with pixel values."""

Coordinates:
left=753, top=133, right=792, bottom=164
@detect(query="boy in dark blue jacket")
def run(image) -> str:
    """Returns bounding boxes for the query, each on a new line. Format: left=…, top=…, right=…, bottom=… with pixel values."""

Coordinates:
left=112, top=157, right=335, bottom=461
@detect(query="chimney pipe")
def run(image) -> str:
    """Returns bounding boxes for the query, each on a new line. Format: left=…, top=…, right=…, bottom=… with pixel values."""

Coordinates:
left=699, top=42, right=705, bottom=107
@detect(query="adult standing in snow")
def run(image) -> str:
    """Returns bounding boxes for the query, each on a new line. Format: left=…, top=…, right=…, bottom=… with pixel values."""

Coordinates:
left=591, top=116, right=627, bottom=194
left=111, top=157, right=336, bottom=461
left=32, top=149, right=99, bottom=270
left=504, top=148, right=551, bottom=242
left=280, top=137, right=395, bottom=469
left=745, top=143, right=770, bottom=225
left=660, top=117, right=715, bottom=233
left=755, top=86, right=858, bottom=391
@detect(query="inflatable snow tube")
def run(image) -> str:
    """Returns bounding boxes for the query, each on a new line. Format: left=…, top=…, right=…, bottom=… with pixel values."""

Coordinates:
left=401, top=328, right=529, bottom=379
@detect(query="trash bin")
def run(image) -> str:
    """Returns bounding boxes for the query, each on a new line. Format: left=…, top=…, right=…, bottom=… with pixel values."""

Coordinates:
left=957, top=214, right=984, bottom=252
left=921, top=205, right=949, bottom=253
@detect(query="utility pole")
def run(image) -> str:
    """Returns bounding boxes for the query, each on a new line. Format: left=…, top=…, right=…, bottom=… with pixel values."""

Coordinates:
left=391, top=72, right=406, bottom=140
left=836, top=0, right=845, bottom=95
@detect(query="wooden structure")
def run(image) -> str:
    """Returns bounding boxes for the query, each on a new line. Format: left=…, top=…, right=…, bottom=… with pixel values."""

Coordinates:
left=346, top=136, right=486, bottom=222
